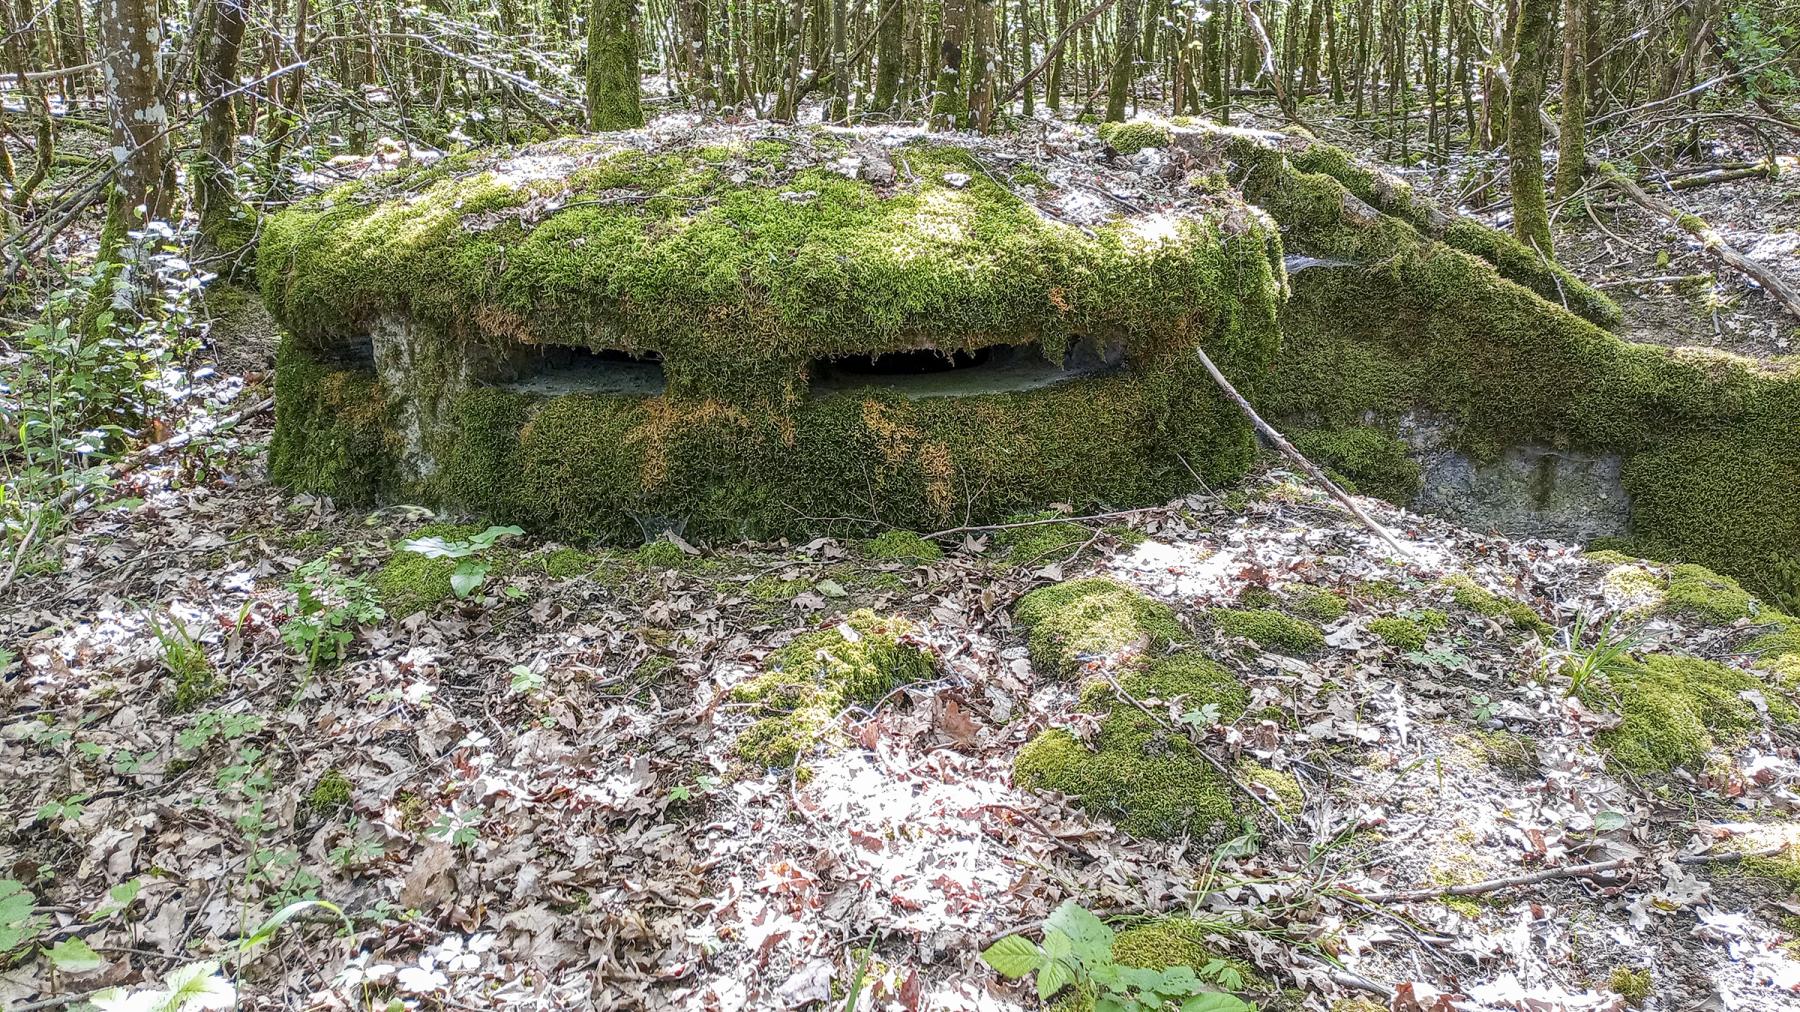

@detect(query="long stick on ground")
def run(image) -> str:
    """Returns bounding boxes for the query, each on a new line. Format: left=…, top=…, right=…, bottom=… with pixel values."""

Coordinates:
left=1593, top=162, right=1800, bottom=321
left=1193, top=347, right=1414, bottom=560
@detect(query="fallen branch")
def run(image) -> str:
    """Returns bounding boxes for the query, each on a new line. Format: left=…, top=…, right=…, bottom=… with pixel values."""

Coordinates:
left=1593, top=273, right=1711, bottom=290
left=1593, top=162, right=1800, bottom=321
left=1662, top=160, right=1778, bottom=191
left=1193, top=346, right=1414, bottom=561
left=1357, top=856, right=1638, bottom=903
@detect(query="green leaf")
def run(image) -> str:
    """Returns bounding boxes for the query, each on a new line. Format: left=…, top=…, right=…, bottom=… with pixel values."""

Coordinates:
left=1180, top=993, right=1254, bottom=1012
left=1036, top=957, right=1075, bottom=1001
left=1044, top=900, right=1113, bottom=964
left=450, top=561, right=490, bottom=599
left=88, top=878, right=144, bottom=922
left=1594, top=810, right=1628, bottom=831
left=815, top=579, right=848, bottom=598
left=1041, top=928, right=1073, bottom=962
left=240, top=899, right=351, bottom=952
left=48, top=937, right=104, bottom=974
left=979, top=934, right=1043, bottom=978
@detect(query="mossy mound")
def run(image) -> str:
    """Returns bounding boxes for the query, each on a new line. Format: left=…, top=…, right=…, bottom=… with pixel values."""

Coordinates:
left=1587, top=653, right=1797, bottom=774
left=1014, top=578, right=1185, bottom=678
left=306, top=769, right=353, bottom=815
left=1013, top=652, right=1249, bottom=838
left=264, top=127, right=1283, bottom=544
left=995, top=512, right=1094, bottom=565
left=1210, top=608, right=1324, bottom=655
left=1369, top=615, right=1428, bottom=651
left=1287, top=587, right=1347, bottom=622
left=732, top=611, right=933, bottom=767
left=1663, top=563, right=1755, bottom=625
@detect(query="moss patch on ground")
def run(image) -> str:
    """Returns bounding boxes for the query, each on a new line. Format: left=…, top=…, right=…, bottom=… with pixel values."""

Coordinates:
left=1210, top=608, right=1324, bottom=655
left=732, top=611, right=933, bottom=767
left=1443, top=575, right=1548, bottom=634
left=1014, top=578, right=1185, bottom=678
left=1013, top=652, right=1248, bottom=838
left=1662, top=562, right=1755, bottom=625
left=1288, top=587, right=1347, bottom=621
left=1368, top=615, right=1428, bottom=651
left=1587, top=652, right=1796, bottom=774
left=865, top=530, right=943, bottom=563
left=306, top=769, right=353, bottom=815
left=373, top=523, right=492, bottom=616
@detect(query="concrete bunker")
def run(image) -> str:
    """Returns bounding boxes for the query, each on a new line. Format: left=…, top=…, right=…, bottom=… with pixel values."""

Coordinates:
left=261, top=122, right=1799, bottom=606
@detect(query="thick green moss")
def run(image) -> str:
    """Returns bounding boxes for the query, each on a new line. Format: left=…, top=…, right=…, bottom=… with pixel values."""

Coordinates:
left=1099, top=121, right=1175, bottom=156
left=261, top=136, right=1282, bottom=406
left=1210, top=608, right=1324, bottom=655
left=732, top=611, right=933, bottom=767
left=307, top=769, right=353, bottom=814
left=1607, top=966, right=1652, bottom=1006
left=865, top=530, right=943, bottom=563
left=1013, top=652, right=1247, bottom=838
left=1369, top=615, right=1428, bottom=651
left=268, top=337, right=401, bottom=501
left=636, top=537, right=690, bottom=569
left=1589, top=653, right=1795, bottom=773
left=1662, top=562, right=1755, bottom=625
left=1443, top=575, right=1548, bottom=633
left=1289, top=427, right=1421, bottom=505
left=1289, top=587, right=1347, bottom=621
left=1014, top=578, right=1185, bottom=678
left=373, top=523, right=490, bottom=616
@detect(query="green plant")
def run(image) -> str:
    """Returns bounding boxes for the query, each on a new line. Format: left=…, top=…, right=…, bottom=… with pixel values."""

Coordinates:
left=980, top=900, right=1254, bottom=1011
left=146, top=609, right=219, bottom=712
left=1546, top=611, right=1643, bottom=697
left=428, top=805, right=486, bottom=847
left=399, top=524, right=524, bottom=599
left=279, top=552, right=385, bottom=672
left=1, top=234, right=206, bottom=571
left=0, top=878, right=46, bottom=957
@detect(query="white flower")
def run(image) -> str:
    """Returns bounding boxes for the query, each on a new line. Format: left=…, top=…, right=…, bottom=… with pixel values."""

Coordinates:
left=395, top=957, right=448, bottom=993
left=334, top=953, right=396, bottom=989
left=431, top=933, right=493, bottom=973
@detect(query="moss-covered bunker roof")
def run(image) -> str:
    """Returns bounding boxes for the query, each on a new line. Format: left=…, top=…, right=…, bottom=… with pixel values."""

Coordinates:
left=259, top=125, right=1283, bottom=371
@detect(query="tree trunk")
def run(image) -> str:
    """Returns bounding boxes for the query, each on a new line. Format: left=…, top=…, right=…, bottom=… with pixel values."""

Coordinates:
left=1104, top=0, right=1137, bottom=120
left=194, top=0, right=249, bottom=259
left=930, top=0, right=968, bottom=127
left=587, top=0, right=645, bottom=128
left=1508, top=0, right=1553, bottom=253
left=97, top=0, right=175, bottom=257
left=1553, top=0, right=1585, bottom=197
left=873, top=0, right=904, bottom=110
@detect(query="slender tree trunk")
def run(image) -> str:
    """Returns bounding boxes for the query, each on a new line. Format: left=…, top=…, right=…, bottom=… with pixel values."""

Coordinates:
left=1104, top=0, right=1138, bottom=120
left=931, top=0, right=968, bottom=127
left=194, top=0, right=249, bottom=258
left=1508, top=0, right=1553, bottom=253
left=873, top=0, right=904, bottom=109
left=97, top=0, right=175, bottom=257
left=1553, top=0, right=1586, bottom=197
left=588, top=0, right=646, bottom=127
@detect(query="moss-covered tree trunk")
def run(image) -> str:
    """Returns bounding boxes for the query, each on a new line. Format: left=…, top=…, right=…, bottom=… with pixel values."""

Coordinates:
left=1553, top=0, right=1586, bottom=198
left=1507, top=0, right=1553, bottom=254
left=586, top=0, right=644, bottom=129
left=194, top=0, right=249, bottom=263
left=96, top=0, right=175, bottom=258
left=872, top=0, right=904, bottom=110
left=930, top=0, right=968, bottom=128
left=1104, top=0, right=1139, bottom=121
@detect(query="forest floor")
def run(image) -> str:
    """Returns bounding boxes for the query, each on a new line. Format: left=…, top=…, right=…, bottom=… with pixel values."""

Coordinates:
left=3, top=108, right=1800, bottom=1012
